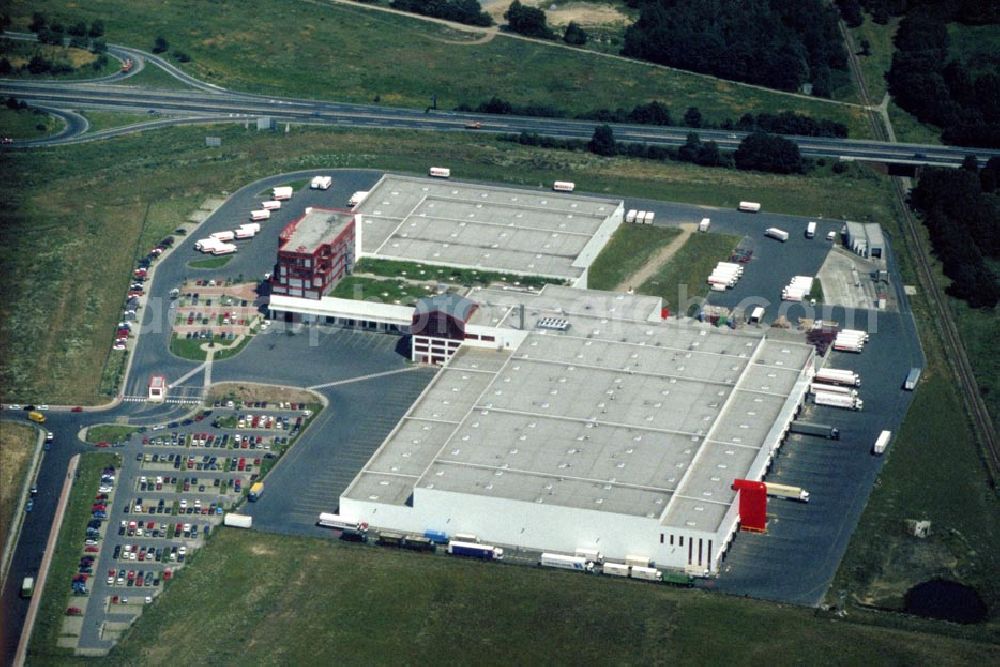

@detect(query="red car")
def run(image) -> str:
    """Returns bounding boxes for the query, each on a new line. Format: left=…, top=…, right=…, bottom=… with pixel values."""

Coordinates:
left=66, top=607, right=83, bottom=616
left=163, top=569, right=172, bottom=581
left=95, top=442, right=110, bottom=448
left=84, top=546, right=99, bottom=553
left=71, top=406, right=83, bottom=413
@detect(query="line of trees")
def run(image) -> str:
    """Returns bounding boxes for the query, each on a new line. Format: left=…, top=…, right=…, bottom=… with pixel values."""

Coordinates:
left=621, top=0, right=847, bottom=97
left=390, top=0, right=493, bottom=27
left=459, top=97, right=849, bottom=138
left=910, top=160, right=1000, bottom=308
left=503, top=126, right=805, bottom=175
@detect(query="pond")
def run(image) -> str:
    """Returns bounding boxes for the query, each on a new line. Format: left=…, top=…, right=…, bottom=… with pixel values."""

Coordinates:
left=904, top=579, right=988, bottom=624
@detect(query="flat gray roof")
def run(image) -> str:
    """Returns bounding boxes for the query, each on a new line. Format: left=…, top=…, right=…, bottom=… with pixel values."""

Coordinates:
left=355, top=175, right=620, bottom=280
left=282, top=208, right=352, bottom=254
left=344, top=288, right=813, bottom=533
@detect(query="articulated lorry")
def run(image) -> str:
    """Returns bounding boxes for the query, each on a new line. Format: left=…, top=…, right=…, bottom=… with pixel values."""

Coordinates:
left=765, top=482, right=810, bottom=503
left=810, top=382, right=858, bottom=397
left=873, top=430, right=892, bottom=455
left=813, top=391, right=863, bottom=411
left=788, top=421, right=840, bottom=439
left=310, top=175, right=332, bottom=190
left=766, top=228, right=790, bottom=242
left=814, top=369, right=860, bottom=387
left=272, top=186, right=293, bottom=201
left=540, top=552, right=594, bottom=572
left=247, top=482, right=264, bottom=501
left=223, top=513, right=252, bottom=528
left=447, top=540, right=503, bottom=560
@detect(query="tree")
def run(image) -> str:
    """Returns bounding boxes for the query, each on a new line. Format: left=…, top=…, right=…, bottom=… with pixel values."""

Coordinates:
left=836, top=0, right=863, bottom=27
left=27, top=55, right=51, bottom=74
left=960, top=155, right=979, bottom=173
left=734, top=132, right=803, bottom=174
left=589, top=124, right=617, bottom=157
left=859, top=39, right=871, bottom=56
left=504, top=1, right=554, bottom=39
left=0, top=13, right=10, bottom=32
left=89, top=20, right=105, bottom=38
left=683, top=107, right=703, bottom=128
left=91, top=39, right=107, bottom=54
left=29, top=12, right=47, bottom=32
left=0, top=58, right=11, bottom=76
left=68, top=21, right=88, bottom=37
left=173, top=51, right=192, bottom=63
left=153, top=36, right=169, bottom=54
left=563, top=21, right=587, bottom=45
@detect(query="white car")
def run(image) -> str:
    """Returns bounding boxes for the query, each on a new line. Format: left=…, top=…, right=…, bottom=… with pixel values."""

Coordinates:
left=144, top=595, right=152, bottom=604
left=179, top=499, right=188, bottom=509
left=178, top=546, right=187, bottom=556
left=99, top=486, right=113, bottom=494
left=8, top=404, right=21, bottom=410
left=107, top=573, right=115, bottom=585
left=151, top=424, right=166, bottom=431
left=37, top=404, right=50, bottom=411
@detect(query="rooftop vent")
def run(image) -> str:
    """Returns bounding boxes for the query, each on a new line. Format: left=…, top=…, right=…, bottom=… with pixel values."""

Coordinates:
left=537, top=317, right=570, bottom=331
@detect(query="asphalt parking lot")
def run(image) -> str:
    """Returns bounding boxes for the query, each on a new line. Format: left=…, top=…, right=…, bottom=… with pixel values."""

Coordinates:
left=70, top=402, right=321, bottom=650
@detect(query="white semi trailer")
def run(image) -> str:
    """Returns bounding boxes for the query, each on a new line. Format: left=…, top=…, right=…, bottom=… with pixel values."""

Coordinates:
left=813, top=391, right=863, bottom=410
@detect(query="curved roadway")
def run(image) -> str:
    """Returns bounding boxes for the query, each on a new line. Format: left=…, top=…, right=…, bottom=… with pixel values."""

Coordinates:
left=1, top=33, right=998, bottom=166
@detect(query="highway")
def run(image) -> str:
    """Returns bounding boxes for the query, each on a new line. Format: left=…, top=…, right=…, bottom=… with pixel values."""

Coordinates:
left=3, top=74, right=999, bottom=166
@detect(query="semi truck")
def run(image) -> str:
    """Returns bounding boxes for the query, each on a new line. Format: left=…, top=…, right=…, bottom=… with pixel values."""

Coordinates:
left=765, top=482, right=810, bottom=503
left=210, top=244, right=237, bottom=256
left=788, top=421, right=840, bottom=440
left=310, top=175, right=333, bottom=190
left=699, top=217, right=711, bottom=232
left=806, top=221, right=817, bottom=238
left=810, top=383, right=858, bottom=397
left=316, top=513, right=364, bottom=531
left=240, top=222, right=262, bottom=233
left=261, top=200, right=282, bottom=210
left=601, top=562, right=630, bottom=577
left=247, top=482, right=264, bottom=501
left=429, top=167, right=451, bottom=178
left=210, top=230, right=235, bottom=242
left=234, top=228, right=256, bottom=240
left=552, top=181, right=575, bottom=192
left=738, top=201, right=761, bottom=213
left=815, top=369, right=860, bottom=387
left=575, top=548, right=603, bottom=564
left=272, top=186, right=293, bottom=201
left=250, top=209, right=271, bottom=222
left=447, top=540, right=503, bottom=560
left=21, top=577, right=35, bottom=598
left=904, top=367, right=921, bottom=390
left=348, top=191, right=369, bottom=207
left=813, top=391, right=863, bottom=411
left=629, top=566, right=662, bottom=582
left=625, top=554, right=650, bottom=568
left=540, top=552, right=594, bottom=572
left=873, top=430, right=892, bottom=455
left=766, top=228, right=790, bottom=242
left=223, top=513, right=252, bottom=528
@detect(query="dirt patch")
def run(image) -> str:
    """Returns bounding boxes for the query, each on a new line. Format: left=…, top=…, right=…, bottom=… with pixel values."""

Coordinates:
left=249, top=543, right=278, bottom=557
left=483, top=1, right=629, bottom=27
left=614, top=223, right=697, bottom=292
left=0, top=422, right=36, bottom=549
left=206, top=383, right=322, bottom=407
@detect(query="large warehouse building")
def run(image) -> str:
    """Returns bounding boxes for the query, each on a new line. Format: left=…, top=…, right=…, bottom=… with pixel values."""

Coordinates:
left=353, top=175, right=624, bottom=288
left=339, top=285, right=816, bottom=575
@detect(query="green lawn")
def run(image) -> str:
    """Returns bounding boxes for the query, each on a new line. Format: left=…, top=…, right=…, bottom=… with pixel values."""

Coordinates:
left=188, top=255, right=234, bottom=270
left=353, top=258, right=555, bottom=289
left=28, top=452, right=118, bottom=663
left=0, top=106, right=63, bottom=139
left=116, top=61, right=194, bottom=89
left=0, top=124, right=900, bottom=404
left=83, top=424, right=139, bottom=444
left=637, top=233, right=740, bottom=313
left=847, top=16, right=899, bottom=103
left=330, top=276, right=430, bottom=306
left=587, top=224, right=682, bottom=291
left=81, top=110, right=153, bottom=133
left=7, top=0, right=871, bottom=137
left=947, top=22, right=1000, bottom=78
left=0, top=421, right=37, bottom=553
left=951, top=300, right=1000, bottom=432
left=170, top=333, right=253, bottom=361
left=86, top=529, right=1000, bottom=664
left=888, top=101, right=942, bottom=146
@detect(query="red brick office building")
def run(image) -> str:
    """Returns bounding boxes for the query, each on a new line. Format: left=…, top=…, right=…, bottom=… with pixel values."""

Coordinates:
left=271, top=208, right=355, bottom=299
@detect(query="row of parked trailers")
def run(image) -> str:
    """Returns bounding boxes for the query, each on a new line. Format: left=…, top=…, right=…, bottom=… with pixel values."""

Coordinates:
left=707, top=261, right=744, bottom=292
left=316, top=514, right=692, bottom=584
left=625, top=209, right=656, bottom=224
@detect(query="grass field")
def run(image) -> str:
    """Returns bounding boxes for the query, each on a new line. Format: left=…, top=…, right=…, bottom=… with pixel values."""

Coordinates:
left=354, top=258, right=554, bottom=289
left=888, top=102, right=942, bottom=146
left=0, top=106, right=63, bottom=139
left=950, top=300, right=1000, bottom=432
left=80, top=110, right=153, bottom=133
left=0, top=421, right=37, bottom=553
left=187, top=255, right=233, bottom=269
left=329, top=276, right=430, bottom=306
left=28, top=452, right=118, bottom=664
left=72, top=528, right=998, bottom=664
left=847, top=16, right=899, bottom=103
left=0, top=38, right=118, bottom=80
left=7, top=0, right=870, bottom=137
left=0, top=124, right=899, bottom=404
left=170, top=332, right=253, bottom=361
left=637, top=233, right=740, bottom=313
left=83, top=424, right=138, bottom=444
left=587, top=224, right=682, bottom=291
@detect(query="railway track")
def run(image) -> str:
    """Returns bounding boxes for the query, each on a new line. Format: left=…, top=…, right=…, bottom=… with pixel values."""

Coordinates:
left=840, top=20, right=1000, bottom=483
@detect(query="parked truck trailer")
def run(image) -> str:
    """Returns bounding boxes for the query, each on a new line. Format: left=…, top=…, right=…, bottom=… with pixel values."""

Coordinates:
left=813, top=391, right=863, bottom=410
left=738, top=201, right=761, bottom=213
left=766, top=228, right=790, bottom=242
left=873, top=430, right=892, bottom=455
left=540, top=552, right=594, bottom=572
left=629, top=566, right=662, bottom=582
left=272, top=186, right=293, bottom=200
left=788, top=421, right=841, bottom=439
left=814, top=369, right=860, bottom=387
left=765, top=482, right=810, bottom=503
left=223, top=513, right=253, bottom=528
left=447, top=540, right=503, bottom=560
